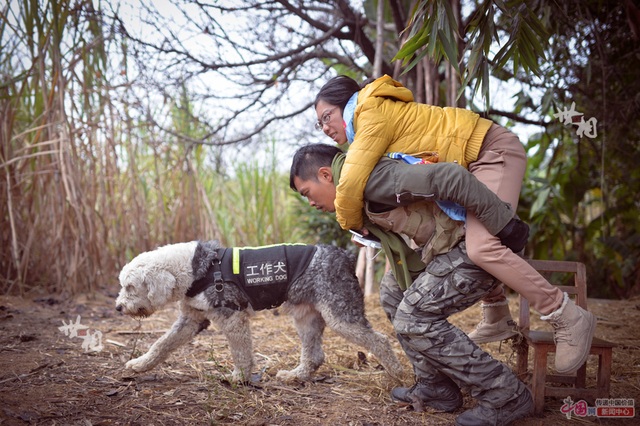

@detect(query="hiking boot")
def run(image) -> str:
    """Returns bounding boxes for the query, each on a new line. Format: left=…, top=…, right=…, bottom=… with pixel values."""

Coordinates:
left=541, top=293, right=597, bottom=374
left=455, top=388, right=533, bottom=426
left=496, top=216, right=530, bottom=253
left=391, top=376, right=462, bottom=412
left=468, top=300, right=518, bottom=344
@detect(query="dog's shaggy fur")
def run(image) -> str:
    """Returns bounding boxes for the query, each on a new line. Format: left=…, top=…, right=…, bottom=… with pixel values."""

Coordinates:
left=115, top=241, right=403, bottom=382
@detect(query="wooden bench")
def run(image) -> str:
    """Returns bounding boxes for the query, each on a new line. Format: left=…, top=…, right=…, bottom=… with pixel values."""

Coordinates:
left=515, top=259, right=615, bottom=415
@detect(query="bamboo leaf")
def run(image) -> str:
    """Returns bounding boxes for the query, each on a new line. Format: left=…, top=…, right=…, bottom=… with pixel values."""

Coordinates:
left=438, top=29, right=459, bottom=74
left=394, top=25, right=430, bottom=61
left=530, top=186, right=552, bottom=218
left=481, top=58, right=490, bottom=108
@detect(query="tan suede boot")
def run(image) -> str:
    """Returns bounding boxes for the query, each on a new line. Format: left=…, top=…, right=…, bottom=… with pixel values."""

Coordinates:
left=541, top=293, right=597, bottom=374
left=468, top=300, right=518, bottom=344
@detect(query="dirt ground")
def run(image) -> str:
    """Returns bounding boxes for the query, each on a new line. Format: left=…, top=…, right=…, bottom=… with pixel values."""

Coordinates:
left=1, top=288, right=639, bottom=426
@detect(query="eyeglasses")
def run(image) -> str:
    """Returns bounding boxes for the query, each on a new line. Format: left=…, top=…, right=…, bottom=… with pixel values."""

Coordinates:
left=314, top=107, right=337, bottom=131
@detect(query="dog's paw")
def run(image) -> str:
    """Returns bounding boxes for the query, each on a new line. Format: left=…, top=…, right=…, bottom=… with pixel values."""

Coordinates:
left=276, top=368, right=310, bottom=382
left=231, top=368, right=251, bottom=383
left=125, top=356, right=152, bottom=373
left=275, top=369, right=295, bottom=381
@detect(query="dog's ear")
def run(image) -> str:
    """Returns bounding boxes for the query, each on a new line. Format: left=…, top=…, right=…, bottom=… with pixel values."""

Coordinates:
left=145, top=269, right=177, bottom=305
left=192, top=240, right=220, bottom=280
left=346, top=250, right=357, bottom=271
left=119, top=266, right=144, bottom=289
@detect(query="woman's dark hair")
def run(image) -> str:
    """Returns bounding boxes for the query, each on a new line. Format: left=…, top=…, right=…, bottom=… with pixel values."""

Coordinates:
left=289, top=144, right=343, bottom=191
left=314, top=75, right=362, bottom=112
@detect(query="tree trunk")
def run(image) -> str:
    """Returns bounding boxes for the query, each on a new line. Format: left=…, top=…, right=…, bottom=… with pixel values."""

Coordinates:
left=423, top=57, right=439, bottom=106
left=356, top=247, right=366, bottom=288
left=373, top=0, right=385, bottom=77
left=365, top=246, right=376, bottom=296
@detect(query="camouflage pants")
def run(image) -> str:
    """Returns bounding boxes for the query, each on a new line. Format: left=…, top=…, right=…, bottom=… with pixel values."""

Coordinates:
left=379, top=242, right=527, bottom=408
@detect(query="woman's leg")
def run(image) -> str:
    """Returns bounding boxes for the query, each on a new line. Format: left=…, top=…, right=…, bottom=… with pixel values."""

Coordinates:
left=466, top=124, right=563, bottom=315
left=465, top=124, right=596, bottom=374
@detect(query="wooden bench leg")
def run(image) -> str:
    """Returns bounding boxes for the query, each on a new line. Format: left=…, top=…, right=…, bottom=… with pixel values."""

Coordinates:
left=597, top=349, right=613, bottom=397
left=516, top=339, right=529, bottom=380
left=576, top=362, right=587, bottom=389
left=531, top=348, right=548, bottom=415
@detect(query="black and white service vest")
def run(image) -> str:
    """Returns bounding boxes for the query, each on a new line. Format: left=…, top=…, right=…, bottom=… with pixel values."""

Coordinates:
left=187, top=244, right=317, bottom=311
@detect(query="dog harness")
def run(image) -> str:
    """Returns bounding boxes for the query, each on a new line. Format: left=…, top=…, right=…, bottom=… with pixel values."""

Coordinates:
left=187, top=244, right=317, bottom=311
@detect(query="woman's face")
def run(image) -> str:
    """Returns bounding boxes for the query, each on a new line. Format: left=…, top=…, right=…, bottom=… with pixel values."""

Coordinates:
left=315, top=99, right=348, bottom=145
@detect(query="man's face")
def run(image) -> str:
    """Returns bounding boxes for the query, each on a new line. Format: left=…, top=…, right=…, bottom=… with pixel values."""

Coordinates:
left=293, top=167, right=337, bottom=213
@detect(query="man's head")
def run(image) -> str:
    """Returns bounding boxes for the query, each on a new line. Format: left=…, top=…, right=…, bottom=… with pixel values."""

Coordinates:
left=289, top=144, right=342, bottom=212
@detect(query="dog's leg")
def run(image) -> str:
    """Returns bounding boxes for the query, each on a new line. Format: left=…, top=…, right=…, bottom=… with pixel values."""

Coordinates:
left=276, top=304, right=326, bottom=382
left=213, top=310, right=254, bottom=383
left=321, top=309, right=404, bottom=381
left=125, top=315, right=206, bottom=373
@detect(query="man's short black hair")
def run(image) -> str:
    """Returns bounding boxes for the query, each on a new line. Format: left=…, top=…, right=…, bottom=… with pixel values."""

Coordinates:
left=289, top=144, right=342, bottom=191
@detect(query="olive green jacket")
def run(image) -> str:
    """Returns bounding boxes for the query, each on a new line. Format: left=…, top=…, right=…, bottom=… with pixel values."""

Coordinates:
left=331, top=153, right=514, bottom=290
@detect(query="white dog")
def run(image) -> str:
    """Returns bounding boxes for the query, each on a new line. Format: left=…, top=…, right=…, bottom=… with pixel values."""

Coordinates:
left=115, top=240, right=403, bottom=383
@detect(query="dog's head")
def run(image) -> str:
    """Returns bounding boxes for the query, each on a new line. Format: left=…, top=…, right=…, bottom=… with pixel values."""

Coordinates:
left=115, top=252, right=179, bottom=318
left=115, top=241, right=218, bottom=317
